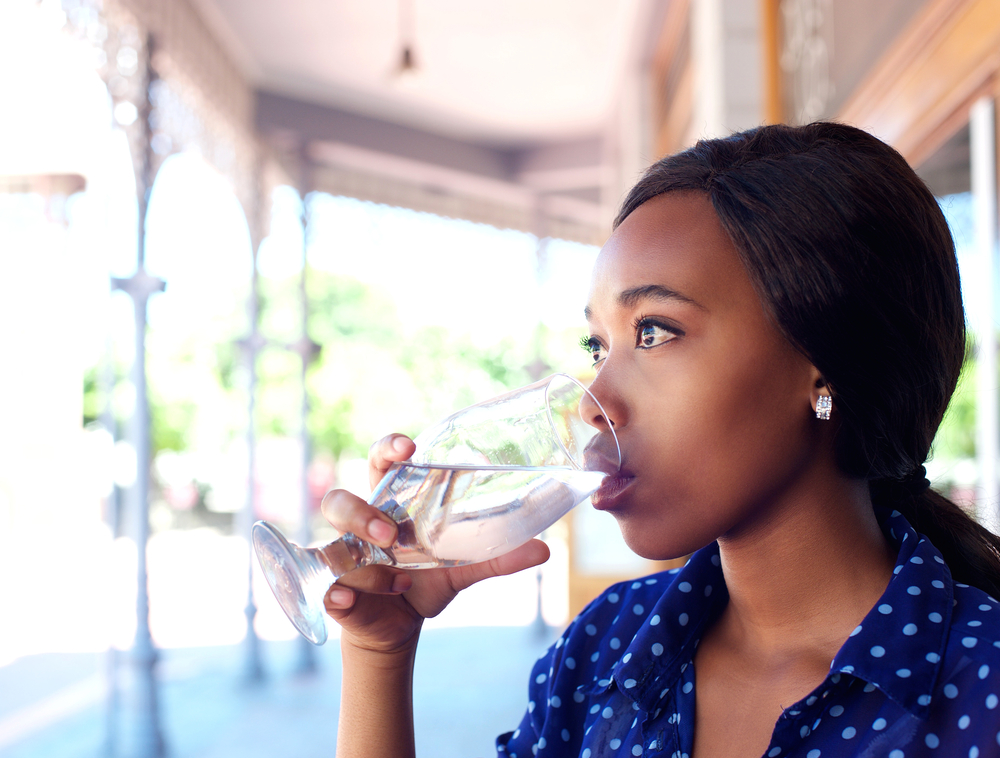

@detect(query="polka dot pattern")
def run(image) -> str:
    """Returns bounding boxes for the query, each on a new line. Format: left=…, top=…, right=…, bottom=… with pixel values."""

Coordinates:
left=496, top=510, right=1000, bottom=758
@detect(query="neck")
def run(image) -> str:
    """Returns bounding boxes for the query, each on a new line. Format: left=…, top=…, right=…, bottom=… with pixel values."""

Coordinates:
left=715, top=469, right=896, bottom=661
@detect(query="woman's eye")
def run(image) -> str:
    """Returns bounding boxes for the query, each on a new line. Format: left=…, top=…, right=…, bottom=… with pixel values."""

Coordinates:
left=635, top=320, right=676, bottom=349
left=580, top=336, right=607, bottom=365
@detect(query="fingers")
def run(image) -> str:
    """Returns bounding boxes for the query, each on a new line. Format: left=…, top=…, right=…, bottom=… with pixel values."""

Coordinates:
left=448, top=539, right=551, bottom=593
left=368, top=434, right=416, bottom=489
left=323, top=566, right=413, bottom=613
left=320, top=488, right=398, bottom=548
left=325, top=585, right=356, bottom=611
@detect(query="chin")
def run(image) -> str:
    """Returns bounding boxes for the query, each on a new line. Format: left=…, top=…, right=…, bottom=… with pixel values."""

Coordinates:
left=613, top=515, right=710, bottom=563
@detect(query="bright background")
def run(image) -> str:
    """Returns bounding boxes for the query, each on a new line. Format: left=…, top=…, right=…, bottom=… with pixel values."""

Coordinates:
left=0, top=0, right=617, bottom=668
left=0, top=0, right=982, bottom=664
left=0, top=3, right=987, bottom=756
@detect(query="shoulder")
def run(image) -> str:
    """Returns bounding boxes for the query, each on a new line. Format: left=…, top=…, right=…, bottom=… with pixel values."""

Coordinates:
left=497, top=572, right=681, bottom=755
left=950, top=581, right=1000, bottom=635
left=940, top=582, right=1000, bottom=671
left=533, top=567, right=683, bottom=667
left=537, top=568, right=684, bottom=679
left=571, top=568, right=685, bottom=638
left=923, top=583, right=1000, bottom=734
left=554, top=546, right=725, bottom=671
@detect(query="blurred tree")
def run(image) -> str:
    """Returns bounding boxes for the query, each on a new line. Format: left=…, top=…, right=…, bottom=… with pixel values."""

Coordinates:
left=82, top=365, right=102, bottom=428
left=299, top=269, right=535, bottom=460
left=931, top=340, right=977, bottom=462
left=85, top=266, right=601, bottom=462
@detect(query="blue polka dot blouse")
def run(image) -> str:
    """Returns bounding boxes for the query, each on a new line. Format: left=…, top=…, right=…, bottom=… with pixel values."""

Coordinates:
left=496, top=509, right=1000, bottom=757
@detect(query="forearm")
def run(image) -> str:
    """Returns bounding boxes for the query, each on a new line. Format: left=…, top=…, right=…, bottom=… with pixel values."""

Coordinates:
left=337, top=639, right=419, bottom=758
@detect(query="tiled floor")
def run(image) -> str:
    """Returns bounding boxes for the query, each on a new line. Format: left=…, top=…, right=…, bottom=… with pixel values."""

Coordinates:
left=0, top=625, right=558, bottom=758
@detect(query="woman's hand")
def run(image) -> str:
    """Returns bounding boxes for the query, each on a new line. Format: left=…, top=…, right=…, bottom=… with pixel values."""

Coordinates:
left=321, top=433, right=551, bottom=656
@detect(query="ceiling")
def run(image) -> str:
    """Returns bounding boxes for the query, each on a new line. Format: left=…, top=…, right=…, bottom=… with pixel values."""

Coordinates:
left=183, top=0, right=668, bottom=240
left=194, top=0, right=649, bottom=147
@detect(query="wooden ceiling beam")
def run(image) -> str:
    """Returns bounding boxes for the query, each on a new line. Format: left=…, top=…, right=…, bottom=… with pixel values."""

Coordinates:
left=837, top=0, right=1000, bottom=167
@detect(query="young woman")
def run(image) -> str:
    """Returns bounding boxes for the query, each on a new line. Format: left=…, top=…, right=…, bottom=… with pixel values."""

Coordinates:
left=320, top=122, right=1000, bottom=757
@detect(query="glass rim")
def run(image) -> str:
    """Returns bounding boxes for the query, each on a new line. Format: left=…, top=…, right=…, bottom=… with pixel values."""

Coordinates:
left=545, top=372, right=621, bottom=472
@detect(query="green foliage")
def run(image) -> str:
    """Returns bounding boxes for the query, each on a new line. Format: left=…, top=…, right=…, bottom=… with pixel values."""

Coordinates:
left=930, top=335, right=977, bottom=462
left=82, top=358, right=131, bottom=433
left=932, top=354, right=976, bottom=462
left=86, top=258, right=596, bottom=487
left=309, top=395, right=356, bottom=460
left=147, top=340, right=217, bottom=454
left=256, top=347, right=300, bottom=438
left=152, top=395, right=198, bottom=452
left=299, top=271, right=539, bottom=459
left=82, top=365, right=102, bottom=427
left=143, top=279, right=249, bottom=458
left=215, top=341, right=241, bottom=392
left=253, top=265, right=564, bottom=460
left=307, top=269, right=398, bottom=343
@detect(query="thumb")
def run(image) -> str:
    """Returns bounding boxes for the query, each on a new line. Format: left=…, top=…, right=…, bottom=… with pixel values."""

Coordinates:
left=447, top=539, right=551, bottom=593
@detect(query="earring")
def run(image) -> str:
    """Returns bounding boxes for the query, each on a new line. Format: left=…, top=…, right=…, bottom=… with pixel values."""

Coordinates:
left=815, top=395, right=832, bottom=421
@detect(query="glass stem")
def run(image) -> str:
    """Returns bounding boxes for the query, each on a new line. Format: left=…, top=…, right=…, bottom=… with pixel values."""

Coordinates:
left=319, top=533, right=395, bottom=578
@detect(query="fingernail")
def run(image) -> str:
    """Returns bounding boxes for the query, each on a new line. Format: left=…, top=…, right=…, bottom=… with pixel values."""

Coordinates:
left=392, top=436, right=410, bottom=452
left=327, top=588, right=352, bottom=608
left=391, top=574, right=411, bottom=593
left=368, top=518, right=394, bottom=543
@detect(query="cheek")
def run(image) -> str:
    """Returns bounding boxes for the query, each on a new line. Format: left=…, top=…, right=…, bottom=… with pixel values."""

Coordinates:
left=696, top=354, right=815, bottom=504
left=641, top=342, right=813, bottom=492
left=607, top=360, right=814, bottom=560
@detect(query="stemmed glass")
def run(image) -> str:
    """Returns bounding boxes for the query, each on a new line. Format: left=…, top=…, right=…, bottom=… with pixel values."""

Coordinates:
left=252, top=373, right=620, bottom=644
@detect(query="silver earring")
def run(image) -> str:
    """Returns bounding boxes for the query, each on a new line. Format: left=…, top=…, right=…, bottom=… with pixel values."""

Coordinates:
left=815, top=395, right=832, bottom=421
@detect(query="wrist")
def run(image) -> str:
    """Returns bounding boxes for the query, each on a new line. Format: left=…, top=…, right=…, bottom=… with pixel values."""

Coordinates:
left=337, top=631, right=420, bottom=758
left=339, top=629, right=422, bottom=671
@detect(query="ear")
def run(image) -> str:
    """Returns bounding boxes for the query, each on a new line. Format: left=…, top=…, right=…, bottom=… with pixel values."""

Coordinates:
left=808, top=367, right=833, bottom=419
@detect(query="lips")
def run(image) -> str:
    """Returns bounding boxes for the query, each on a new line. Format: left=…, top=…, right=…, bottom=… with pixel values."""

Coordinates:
left=590, top=468, right=635, bottom=510
left=582, top=433, right=621, bottom=475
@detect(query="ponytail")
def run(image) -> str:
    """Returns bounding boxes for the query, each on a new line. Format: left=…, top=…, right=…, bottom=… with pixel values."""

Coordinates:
left=872, top=482, right=1000, bottom=599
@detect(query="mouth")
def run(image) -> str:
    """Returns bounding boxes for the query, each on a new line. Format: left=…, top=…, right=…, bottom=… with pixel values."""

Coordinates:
left=582, top=432, right=621, bottom=475
left=590, top=468, right=636, bottom=510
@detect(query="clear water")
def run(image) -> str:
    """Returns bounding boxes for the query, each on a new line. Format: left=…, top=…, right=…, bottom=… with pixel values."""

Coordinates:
left=366, top=463, right=607, bottom=568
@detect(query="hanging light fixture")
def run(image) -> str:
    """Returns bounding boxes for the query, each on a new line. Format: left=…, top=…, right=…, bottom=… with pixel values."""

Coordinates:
left=394, top=0, right=419, bottom=79
left=398, top=44, right=416, bottom=74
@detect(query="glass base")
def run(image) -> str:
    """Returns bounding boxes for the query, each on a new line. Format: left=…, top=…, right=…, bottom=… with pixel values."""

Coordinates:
left=251, top=521, right=331, bottom=645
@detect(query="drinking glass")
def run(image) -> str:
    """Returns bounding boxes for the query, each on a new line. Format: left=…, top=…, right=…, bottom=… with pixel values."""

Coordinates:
left=252, top=373, right=620, bottom=644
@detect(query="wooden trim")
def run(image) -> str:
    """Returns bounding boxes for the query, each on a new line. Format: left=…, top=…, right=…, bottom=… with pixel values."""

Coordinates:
left=650, top=0, right=694, bottom=157
left=761, top=0, right=783, bottom=124
left=0, top=174, right=86, bottom=195
left=909, top=78, right=994, bottom=169
left=652, top=0, right=692, bottom=75
left=837, top=0, right=1000, bottom=166
left=656, top=57, right=694, bottom=158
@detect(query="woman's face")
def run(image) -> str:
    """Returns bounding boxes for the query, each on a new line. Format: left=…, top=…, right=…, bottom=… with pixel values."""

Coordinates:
left=584, top=192, right=823, bottom=559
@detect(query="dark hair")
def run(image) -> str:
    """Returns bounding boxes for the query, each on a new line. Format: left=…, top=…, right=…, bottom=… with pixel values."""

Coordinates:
left=616, top=122, right=1000, bottom=597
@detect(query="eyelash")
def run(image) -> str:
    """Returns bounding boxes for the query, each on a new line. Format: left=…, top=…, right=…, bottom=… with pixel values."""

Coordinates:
left=580, top=316, right=683, bottom=365
left=631, top=315, right=683, bottom=348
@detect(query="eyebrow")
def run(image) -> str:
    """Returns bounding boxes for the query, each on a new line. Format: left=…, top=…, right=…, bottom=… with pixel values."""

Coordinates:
left=584, top=284, right=703, bottom=320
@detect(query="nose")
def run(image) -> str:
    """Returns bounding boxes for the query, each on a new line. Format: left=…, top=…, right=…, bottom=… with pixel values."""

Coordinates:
left=579, top=388, right=613, bottom=433
left=578, top=374, right=624, bottom=470
left=579, top=372, right=625, bottom=433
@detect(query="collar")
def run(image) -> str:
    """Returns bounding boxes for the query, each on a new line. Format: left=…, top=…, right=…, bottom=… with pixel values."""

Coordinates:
left=613, top=542, right=728, bottom=712
left=828, top=508, right=951, bottom=719
left=612, top=508, right=952, bottom=719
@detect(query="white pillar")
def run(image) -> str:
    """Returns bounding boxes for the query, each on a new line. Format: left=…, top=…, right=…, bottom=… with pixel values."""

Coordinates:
left=691, top=0, right=764, bottom=140
left=972, top=96, right=999, bottom=531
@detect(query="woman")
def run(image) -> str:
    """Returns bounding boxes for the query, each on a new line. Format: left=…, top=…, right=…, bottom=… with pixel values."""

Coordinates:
left=321, top=123, right=1000, bottom=757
